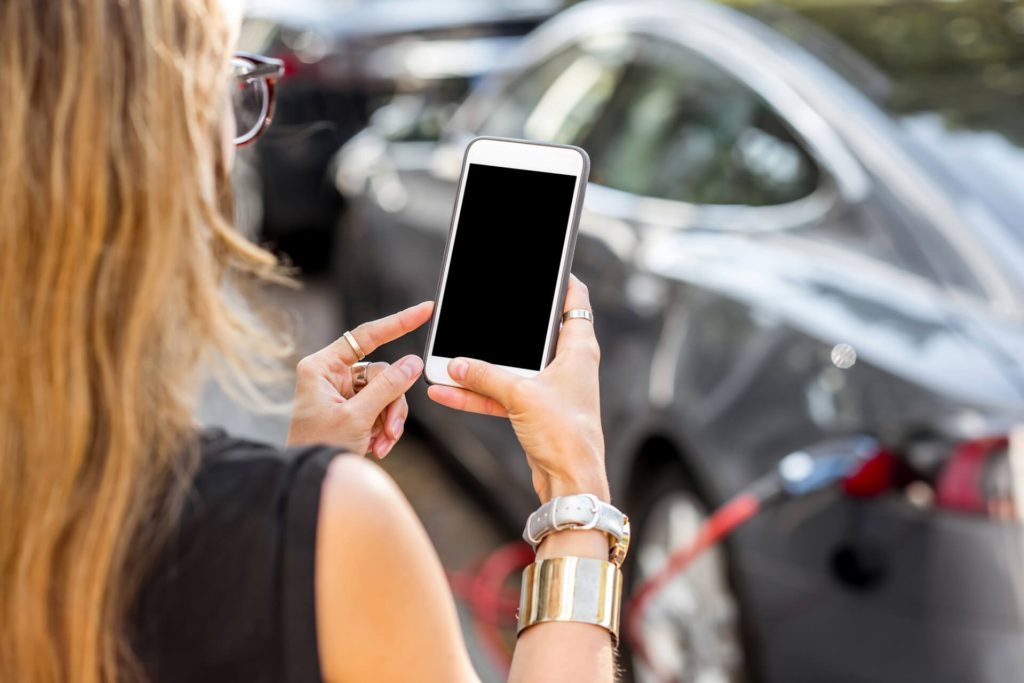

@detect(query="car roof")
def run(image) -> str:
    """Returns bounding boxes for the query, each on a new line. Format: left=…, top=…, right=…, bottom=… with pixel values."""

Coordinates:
left=245, top=0, right=562, bottom=38
left=457, top=0, right=1024, bottom=310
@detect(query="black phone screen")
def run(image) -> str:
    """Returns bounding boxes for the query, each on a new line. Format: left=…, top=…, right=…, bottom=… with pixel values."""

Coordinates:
left=432, top=162, right=578, bottom=370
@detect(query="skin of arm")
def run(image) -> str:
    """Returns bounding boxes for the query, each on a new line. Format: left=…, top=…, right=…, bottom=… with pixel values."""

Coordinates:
left=316, top=455, right=481, bottom=683
left=508, top=528, right=617, bottom=683
left=316, top=457, right=617, bottom=683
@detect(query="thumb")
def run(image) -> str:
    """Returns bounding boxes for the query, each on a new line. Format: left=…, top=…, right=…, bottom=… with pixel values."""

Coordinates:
left=449, top=357, right=519, bottom=407
left=349, top=355, right=423, bottom=422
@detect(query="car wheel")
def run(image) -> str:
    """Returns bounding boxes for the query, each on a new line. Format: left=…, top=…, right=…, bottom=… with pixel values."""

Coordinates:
left=626, top=467, right=751, bottom=683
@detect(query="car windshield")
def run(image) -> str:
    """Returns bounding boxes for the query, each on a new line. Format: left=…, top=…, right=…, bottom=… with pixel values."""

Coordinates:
left=739, top=1, right=1024, bottom=235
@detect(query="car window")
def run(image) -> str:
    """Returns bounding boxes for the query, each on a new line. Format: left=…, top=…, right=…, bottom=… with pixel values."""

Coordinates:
left=580, top=38, right=820, bottom=207
left=476, top=34, right=634, bottom=145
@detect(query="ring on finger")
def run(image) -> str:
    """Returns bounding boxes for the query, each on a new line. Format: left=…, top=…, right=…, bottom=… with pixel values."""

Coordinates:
left=343, top=330, right=367, bottom=361
left=562, top=308, right=594, bottom=324
left=351, top=361, right=371, bottom=391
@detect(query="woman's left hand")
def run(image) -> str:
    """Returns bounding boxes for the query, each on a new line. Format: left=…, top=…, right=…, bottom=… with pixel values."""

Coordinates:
left=287, top=301, right=434, bottom=458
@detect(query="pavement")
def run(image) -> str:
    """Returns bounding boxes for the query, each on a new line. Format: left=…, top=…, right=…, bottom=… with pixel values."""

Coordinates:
left=196, top=275, right=513, bottom=682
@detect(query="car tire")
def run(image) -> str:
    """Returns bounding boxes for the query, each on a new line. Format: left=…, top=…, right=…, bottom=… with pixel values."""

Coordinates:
left=623, top=464, right=756, bottom=683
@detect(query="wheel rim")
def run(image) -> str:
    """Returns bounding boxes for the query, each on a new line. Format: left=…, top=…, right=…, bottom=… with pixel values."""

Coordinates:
left=632, top=490, right=745, bottom=683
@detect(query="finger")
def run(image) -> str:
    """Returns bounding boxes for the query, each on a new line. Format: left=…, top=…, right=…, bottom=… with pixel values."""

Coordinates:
left=427, top=384, right=509, bottom=417
left=445, top=356, right=520, bottom=407
left=347, top=354, right=423, bottom=422
left=556, top=275, right=598, bottom=353
left=364, top=366, right=387, bottom=436
left=331, top=301, right=434, bottom=365
left=360, top=368, right=403, bottom=438
left=382, top=396, right=408, bottom=440
left=378, top=436, right=397, bottom=462
left=374, top=438, right=393, bottom=458
left=354, top=362, right=390, bottom=396
left=367, top=433, right=389, bottom=459
left=371, top=434, right=396, bottom=460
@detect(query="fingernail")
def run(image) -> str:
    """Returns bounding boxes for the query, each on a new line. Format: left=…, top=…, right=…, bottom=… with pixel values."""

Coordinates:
left=399, top=356, right=423, bottom=378
left=450, top=358, right=468, bottom=380
left=391, top=418, right=403, bottom=436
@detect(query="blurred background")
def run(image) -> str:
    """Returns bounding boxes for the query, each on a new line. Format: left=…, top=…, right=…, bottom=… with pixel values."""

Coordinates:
left=207, top=1, right=1024, bottom=681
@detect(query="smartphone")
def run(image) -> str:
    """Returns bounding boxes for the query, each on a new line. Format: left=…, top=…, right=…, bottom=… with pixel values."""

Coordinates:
left=422, top=136, right=590, bottom=387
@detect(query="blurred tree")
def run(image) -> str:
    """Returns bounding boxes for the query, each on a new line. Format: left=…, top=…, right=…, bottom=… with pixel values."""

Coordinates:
left=725, top=0, right=1024, bottom=144
left=558, top=0, right=1024, bottom=142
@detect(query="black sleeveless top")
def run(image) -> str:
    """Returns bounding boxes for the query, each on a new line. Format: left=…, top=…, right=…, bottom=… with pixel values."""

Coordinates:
left=132, top=428, right=339, bottom=683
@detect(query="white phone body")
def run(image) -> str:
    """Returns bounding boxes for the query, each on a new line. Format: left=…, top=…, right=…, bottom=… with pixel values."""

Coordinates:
left=422, top=137, right=590, bottom=388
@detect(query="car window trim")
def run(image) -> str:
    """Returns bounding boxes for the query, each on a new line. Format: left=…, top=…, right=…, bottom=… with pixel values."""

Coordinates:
left=444, top=2, right=1021, bottom=313
left=451, top=20, right=862, bottom=233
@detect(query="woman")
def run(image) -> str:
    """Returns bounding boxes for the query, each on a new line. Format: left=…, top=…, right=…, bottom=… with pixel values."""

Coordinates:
left=0, top=1, right=621, bottom=682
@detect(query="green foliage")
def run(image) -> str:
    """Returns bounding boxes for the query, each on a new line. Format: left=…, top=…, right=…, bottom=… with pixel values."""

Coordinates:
left=728, top=0, right=1024, bottom=144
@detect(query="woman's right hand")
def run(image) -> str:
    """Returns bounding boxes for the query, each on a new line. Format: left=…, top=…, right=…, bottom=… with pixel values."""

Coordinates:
left=426, top=275, right=608, bottom=503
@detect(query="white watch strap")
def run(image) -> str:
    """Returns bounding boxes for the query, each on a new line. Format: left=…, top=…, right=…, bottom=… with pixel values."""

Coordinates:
left=523, top=494, right=629, bottom=553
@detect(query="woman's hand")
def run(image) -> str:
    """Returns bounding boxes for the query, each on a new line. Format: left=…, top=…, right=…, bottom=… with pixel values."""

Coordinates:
left=288, top=301, right=433, bottom=458
left=426, top=276, right=608, bottom=503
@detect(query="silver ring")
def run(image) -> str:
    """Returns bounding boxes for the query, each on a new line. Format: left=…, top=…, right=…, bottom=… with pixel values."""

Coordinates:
left=351, top=361, right=371, bottom=391
left=343, top=330, right=367, bottom=361
left=561, top=308, right=594, bottom=324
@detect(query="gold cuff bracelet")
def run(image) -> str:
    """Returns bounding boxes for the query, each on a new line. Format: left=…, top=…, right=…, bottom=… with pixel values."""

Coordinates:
left=517, top=556, right=623, bottom=640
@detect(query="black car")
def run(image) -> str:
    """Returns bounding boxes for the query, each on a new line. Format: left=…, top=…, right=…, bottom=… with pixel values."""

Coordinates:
left=332, top=1, right=1024, bottom=680
left=236, top=0, right=564, bottom=269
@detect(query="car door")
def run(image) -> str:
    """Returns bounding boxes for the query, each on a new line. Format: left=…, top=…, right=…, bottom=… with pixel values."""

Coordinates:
left=449, top=37, right=651, bottom=504
left=466, top=29, right=849, bottom=489
left=354, top=43, right=645, bottom=519
left=557, top=33, right=839, bottom=485
left=548, top=30, right=1021, bottom=493
left=417, top=27, right=853, bottom=502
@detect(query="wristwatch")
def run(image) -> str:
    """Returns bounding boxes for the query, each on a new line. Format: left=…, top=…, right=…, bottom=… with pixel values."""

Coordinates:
left=523, top=494, right=630, bottom=566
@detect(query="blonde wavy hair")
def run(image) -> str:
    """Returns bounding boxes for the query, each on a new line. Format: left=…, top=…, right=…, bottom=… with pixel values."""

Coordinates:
left=0, top=1, right=290, bottom=680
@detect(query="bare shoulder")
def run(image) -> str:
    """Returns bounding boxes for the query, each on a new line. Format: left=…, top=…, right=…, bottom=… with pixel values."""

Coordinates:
left=320, top=453, right=406, bottom=518
left=315, top=454, right=477, bottom=682
left=317, top=454, right=424, bottom=562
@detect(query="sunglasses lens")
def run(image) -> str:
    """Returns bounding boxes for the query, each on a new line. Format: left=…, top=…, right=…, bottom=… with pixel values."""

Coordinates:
left=231, top=59, right=270, bottom=145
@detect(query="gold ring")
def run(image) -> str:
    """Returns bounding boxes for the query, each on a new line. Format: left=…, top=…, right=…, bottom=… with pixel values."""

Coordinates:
left=562, top=308, right=594, bottom=324
left=351, top=361, right=371, bottom=391
left=343, top=330, right=366, bottom=361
